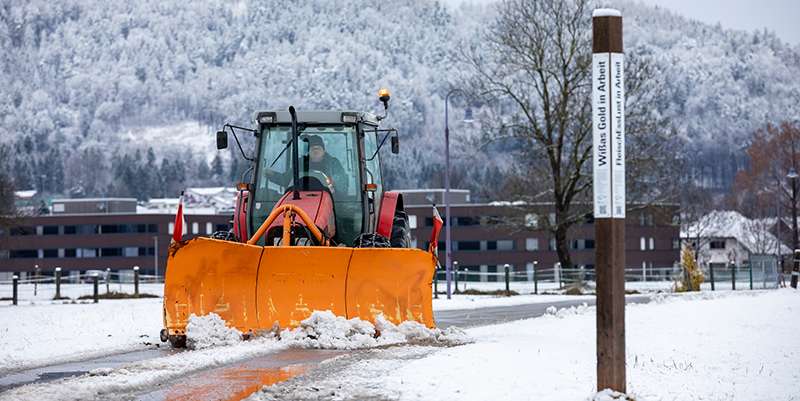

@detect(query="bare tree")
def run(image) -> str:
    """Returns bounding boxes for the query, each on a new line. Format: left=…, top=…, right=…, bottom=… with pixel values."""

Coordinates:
left=461, top=0, right=680, bottom=269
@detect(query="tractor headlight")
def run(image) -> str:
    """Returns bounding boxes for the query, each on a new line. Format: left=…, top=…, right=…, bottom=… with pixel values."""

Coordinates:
left=341, top=113, right=358, bottom=124
left=256, top=112, right=276, bottom=124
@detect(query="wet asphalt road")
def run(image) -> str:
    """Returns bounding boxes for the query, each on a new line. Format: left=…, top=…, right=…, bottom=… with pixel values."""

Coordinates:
left=0, top=295, right=652, bottom=399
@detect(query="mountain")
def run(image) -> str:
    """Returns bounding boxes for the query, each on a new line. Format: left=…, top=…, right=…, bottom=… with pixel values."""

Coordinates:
left=1, top=0, right=798, bottom=200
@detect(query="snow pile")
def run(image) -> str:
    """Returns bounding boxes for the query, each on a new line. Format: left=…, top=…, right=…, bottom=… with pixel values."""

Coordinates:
left=544, top=302, right=591, bottom=318
left=590, top=389, right=633, bottom=401
left=186, top=313, right=242, bottom=350
left=279, top=311, right=378, bottom=349
left=280, top=311, right=470, bottom=350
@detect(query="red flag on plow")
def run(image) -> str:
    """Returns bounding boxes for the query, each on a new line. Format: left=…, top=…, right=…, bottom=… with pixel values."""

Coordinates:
left=429, top=205, right=443, bottom=255
left=172, top=191, right=187, bottom=243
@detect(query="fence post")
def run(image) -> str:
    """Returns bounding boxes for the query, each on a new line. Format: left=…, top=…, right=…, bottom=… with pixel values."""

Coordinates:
left=709, top=264, right=715, bottom=291
left=106, top=268, right=111, bottom=294
left=55, top=267, right=62, bottom=299
left=749, top=263, right=753, bottom=290
left=133, top=266, right=140, bottom=296
left=730, top=261, right=736, bottom=291
left=12, top=275, right=18, bottom=305
left=504, top=264, right=510, bottom=295
left=533, top=261, right=539, bottom=294
left=462, top=268, right=468, bottom=291
left=92, top=274, right=99, bottom=303
left=434, top=268, right=439, bottom=299
left=34, top=265, right=40, bottom=296
left=453, top=264, right=459, bottom=294
left=555, top=262, right=562, bottom=290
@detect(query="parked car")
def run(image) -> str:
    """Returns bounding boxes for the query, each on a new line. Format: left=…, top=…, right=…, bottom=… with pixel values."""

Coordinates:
left=82, top=270, right=108, bottom=283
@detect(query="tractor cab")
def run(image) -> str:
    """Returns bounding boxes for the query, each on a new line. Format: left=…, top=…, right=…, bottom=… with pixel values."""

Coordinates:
left=216, top=89, right=402, bottom=247
left=252, top=110, right=394, bottom=246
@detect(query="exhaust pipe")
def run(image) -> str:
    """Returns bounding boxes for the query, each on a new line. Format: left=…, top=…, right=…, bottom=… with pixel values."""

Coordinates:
left=289, top=106, right=300, bottom=200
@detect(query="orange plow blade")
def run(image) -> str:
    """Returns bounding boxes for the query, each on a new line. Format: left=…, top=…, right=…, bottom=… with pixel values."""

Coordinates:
left=163, top=238, right=436, bottom=342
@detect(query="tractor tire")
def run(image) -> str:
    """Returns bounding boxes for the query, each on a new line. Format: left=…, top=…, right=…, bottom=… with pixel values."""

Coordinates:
left=390, top=211, right=412, bottom=248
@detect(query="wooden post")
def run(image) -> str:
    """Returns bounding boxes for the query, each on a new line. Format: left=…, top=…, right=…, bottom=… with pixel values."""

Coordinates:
left=12, top=275, right=18, bottom=306
left=55, top=267, right=62, bottom=299
left=533, top=261, right=539, bottom=294
left=504, top=263, right=511, bottom=295
left=730, top=261, right=736, bottom=291
left=133, top=266, right=140, bottom=296
left=434, top=267, right=439, bottom=299
left=709, top=263, right=715, bottom=291
left=593, top=8, right=626, bottom=394
left=92, top=274, right=99, bottom=303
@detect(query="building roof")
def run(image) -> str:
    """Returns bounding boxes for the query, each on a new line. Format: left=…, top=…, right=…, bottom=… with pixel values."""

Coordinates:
left=681, top=210, right=790, bottom=254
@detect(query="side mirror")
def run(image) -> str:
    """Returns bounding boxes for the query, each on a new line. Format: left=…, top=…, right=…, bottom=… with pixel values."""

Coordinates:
left=391, top=136, right=399, bottom=154
left=216, top=130, right=228, bottom=150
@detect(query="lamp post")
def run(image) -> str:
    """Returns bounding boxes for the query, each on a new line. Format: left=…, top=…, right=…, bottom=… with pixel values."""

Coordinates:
left=788, top=167, right=799, bottom=289
left=444, top=88, right=473, bottom=299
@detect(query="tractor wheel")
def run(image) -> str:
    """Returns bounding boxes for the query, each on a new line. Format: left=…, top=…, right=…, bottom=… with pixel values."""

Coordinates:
left=390, top=211, right=412, bottom=248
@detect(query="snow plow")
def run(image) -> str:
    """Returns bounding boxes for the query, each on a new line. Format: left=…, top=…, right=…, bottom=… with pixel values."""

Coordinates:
left=161, top=90, right=438, bottom=347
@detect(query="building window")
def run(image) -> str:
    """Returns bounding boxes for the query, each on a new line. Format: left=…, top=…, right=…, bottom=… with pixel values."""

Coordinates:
left=78, top=248, right=98, bottom=258
left=585, top=239, right=595, bottom=249
left=525, top=214, right=539, bottom=228
left=64, top=249, right=77, bottom=258
left=640, top=237, right=646, bottom=251
left=139, top=247, right=156, bottom=256
left=709, top=240, right=726, bottom=249
left=124, top=247, right=139, bottom=257
left=192, top=222, right=199, bottom=234
left=148, top=224, right=158, bottom=233
left=206, top=222, right=213, bottom=235
left=457, top=241, right=481, bottom=251
left=43, top=249, right=58, bottom=258
left=169, top=222, right=175, bottom=234
left=101, top=248, right=123, bottom=257
left=548, top=213, right=556, bottom=226
left=525, top=238, right=539, bottom=251
left=408, top=215, right=417, bottom=229
left=486, top=241, right=497, bottom=250
left=216, top=224, right=229, bottom=232
left=456, top=217, right=480, bottom=226
left=672, top=239, right=681, bottom=250
left=497, top=240, right=514, bottom=251
left=649, top=237, right=655, bottom=250
left=10, top=227, right=36, bottom=236
left=10, top=250, right=38, bottom=258
left=549, top=238, right=557, bottom=251
left=43, top=226, right=59, bottom=235
left=63, top=225, right=77, bottom=235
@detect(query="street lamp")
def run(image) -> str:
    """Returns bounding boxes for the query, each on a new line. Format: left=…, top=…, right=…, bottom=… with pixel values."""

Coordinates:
left=444, top=88, right=473, bottom=299
left=788, top=167, right=799, bottom=289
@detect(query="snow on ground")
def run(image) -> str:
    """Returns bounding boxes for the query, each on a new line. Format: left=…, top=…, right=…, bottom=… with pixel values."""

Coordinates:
left=0, top=298, right=163, bottom=374
left=0, top=311, right=467, bottom=401
left=280, top=311, right=469, bottom=349
left=250, top=290, right=800, bottom=401
left=186, top=313, right=243, bottom=350
left=433, top=293, right=591, bottom=310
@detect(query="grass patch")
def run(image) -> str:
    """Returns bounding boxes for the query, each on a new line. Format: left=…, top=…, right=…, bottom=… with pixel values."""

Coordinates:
left=77, top=291, right=159, bottom=300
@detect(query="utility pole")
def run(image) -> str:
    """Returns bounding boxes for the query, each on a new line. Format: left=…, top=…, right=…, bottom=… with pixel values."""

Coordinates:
left=593, top=8, right=626, bottom=393
left=789, top=167, right=799, bottom=288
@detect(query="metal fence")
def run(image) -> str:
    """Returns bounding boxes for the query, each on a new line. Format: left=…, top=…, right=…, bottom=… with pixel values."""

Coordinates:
left=0, top=268, right=163, bottom=305
left=433, top=263, right=778, bottom=295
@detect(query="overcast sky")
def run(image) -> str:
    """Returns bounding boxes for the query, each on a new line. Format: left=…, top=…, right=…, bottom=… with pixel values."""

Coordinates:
left=445, top=0, right=800, bottom=45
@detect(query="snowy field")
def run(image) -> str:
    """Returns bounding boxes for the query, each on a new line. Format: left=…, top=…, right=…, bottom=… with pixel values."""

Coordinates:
left=254, top=290, right=798, bottom=401
left=2, top=284, right=796, bottom=401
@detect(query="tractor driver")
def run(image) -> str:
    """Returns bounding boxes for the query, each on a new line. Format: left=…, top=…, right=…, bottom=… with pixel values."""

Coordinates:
left=301, top=135, right=348, bottom=194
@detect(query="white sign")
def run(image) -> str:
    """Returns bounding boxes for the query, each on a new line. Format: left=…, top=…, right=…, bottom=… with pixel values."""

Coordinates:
left=592, top=52, right=625, bottom=219
left=592, top=53, right=611, bottom=218
left=610, top=53, right=625, bottom=218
